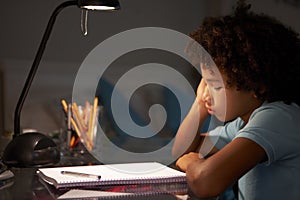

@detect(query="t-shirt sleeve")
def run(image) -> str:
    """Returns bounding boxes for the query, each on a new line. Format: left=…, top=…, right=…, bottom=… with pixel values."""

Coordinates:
left=208, top=118, right=244, bottom=149
left=235, top=105, right=300, bottom=165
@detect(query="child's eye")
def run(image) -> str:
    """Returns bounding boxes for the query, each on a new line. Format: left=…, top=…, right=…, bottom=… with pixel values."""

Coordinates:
left=214, top=87, right=223, bottom=91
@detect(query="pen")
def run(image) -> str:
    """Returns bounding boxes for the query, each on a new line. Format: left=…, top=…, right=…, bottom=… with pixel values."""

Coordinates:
left=61, top=171, right=101, bottom=180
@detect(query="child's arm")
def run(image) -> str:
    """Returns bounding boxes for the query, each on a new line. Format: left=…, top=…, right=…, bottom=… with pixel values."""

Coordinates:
left=177, top=137, right=266, bottom=198
left=172, top=79, right=212, bottom=158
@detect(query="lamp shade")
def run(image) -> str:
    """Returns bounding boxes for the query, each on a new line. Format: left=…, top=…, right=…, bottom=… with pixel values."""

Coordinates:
left=78, top=0, right=120, bottom=10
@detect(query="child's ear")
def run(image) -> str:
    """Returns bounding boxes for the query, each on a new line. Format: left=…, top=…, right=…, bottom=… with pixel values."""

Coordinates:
left=259, top=86, right=267, bottom=96
left=253, top=87, right=266, bottom=99
left=253, top=93, right=258, bottom=99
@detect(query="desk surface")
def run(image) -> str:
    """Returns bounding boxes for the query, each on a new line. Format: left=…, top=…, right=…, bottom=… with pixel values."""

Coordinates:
left=0, top=147, right=101, bottom=200
left=0, top=147, right=208, bottom=200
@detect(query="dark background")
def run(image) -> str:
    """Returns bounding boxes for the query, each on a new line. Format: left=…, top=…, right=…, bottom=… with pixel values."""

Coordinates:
left=0, top=0, right=299, bottom=135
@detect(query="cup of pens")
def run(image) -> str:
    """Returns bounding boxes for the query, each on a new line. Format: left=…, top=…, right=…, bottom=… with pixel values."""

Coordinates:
left=60, top=97, right=99, bottom=156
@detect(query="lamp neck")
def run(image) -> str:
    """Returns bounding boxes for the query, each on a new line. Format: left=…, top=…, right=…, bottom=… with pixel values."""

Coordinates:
left=14, top=0, right=77, bottom=137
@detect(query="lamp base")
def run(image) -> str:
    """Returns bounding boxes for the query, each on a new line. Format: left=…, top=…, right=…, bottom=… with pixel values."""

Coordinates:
left=2, top=132, right=60, bottom=168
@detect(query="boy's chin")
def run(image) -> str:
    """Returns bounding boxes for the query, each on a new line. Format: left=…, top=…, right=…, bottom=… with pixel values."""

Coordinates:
left=214, top=113, right=230, bottom=123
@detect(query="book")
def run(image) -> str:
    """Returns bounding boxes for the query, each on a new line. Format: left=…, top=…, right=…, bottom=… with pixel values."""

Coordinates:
left=37, top=162, right=186, bottom=190
left=57, top=189, right=180, bottom=199
left=38, top=176, right=187, bottom=199
left=57, top=189, right=134, bottom=199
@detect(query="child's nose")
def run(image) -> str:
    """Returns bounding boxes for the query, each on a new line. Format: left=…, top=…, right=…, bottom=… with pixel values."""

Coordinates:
left=202, top=87, right=212, bottom=106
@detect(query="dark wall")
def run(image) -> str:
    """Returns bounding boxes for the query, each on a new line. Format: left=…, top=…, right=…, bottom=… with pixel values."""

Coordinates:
left=0, top=0, right=299, bottom=133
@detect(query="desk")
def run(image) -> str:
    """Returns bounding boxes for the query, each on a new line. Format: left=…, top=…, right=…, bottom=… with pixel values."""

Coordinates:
left=0, top=145, right=210, bottom=200
left=0, top=146, right=100, bottom=200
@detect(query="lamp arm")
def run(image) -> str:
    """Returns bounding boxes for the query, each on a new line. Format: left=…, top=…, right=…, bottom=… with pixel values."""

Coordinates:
left=14, top=0, right=78, bottom=137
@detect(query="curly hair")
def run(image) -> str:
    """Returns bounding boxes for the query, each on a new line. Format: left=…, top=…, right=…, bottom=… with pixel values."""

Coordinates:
left=189, top=0, right=300, bottom=105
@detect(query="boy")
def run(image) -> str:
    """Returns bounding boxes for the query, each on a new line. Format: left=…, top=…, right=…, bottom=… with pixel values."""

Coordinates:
left=172, top=1, right=300, bottom=199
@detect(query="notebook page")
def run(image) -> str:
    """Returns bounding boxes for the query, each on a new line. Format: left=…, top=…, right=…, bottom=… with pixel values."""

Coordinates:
left=38, top=162, right=186, bottom=188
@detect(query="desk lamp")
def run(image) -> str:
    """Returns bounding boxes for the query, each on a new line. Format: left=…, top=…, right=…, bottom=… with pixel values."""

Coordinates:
left=2, top=0, right=120, bottom=167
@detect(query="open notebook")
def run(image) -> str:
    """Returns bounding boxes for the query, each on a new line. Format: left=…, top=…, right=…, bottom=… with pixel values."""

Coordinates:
left=37, top=162, right=186, bottom=190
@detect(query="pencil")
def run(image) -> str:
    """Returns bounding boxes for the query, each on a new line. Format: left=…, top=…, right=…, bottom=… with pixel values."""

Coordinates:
left=73, top=102, right=86, bottom=128
left=87, top=106, right=94, bottom=142
left=91, top=99, right=98, bottom=140
left=84, top=100, right=90, bottom=126
left=72, top=103, right=85, bottom=134
left=61, top=99, right=68, bottom=113
left=70, top=135, right=76, bottom=147
left=88, top=97, right=98, bottom=148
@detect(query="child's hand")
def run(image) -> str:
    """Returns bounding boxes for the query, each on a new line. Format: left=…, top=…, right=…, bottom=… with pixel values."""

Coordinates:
left=176, top=152, right=204, bottom=172
left=196, top=79, right=211, bottom=116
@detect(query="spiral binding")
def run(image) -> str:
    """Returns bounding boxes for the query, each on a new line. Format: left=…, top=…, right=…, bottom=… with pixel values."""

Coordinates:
left=57, top=175, right=186, bottom=189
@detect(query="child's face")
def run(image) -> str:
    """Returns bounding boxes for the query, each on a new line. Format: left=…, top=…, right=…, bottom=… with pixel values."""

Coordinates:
left=201, top=65, right=258, bottom=123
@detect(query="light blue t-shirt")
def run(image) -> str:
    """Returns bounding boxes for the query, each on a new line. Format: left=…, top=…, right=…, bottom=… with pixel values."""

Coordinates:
left=209, top=101, right=300, bottom=200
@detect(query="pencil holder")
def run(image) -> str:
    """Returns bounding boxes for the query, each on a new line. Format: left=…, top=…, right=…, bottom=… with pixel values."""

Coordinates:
left=60, top=98, right=101, bottom=155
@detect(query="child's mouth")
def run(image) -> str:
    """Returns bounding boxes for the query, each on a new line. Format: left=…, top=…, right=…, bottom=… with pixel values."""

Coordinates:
left=207, top=108, right=214, bottom=115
